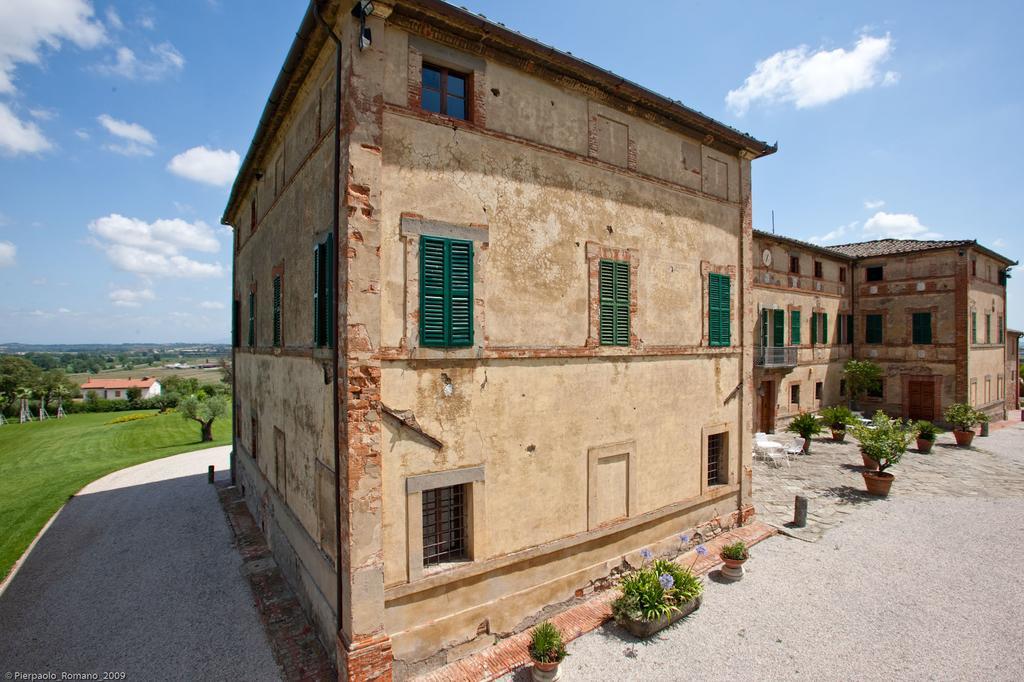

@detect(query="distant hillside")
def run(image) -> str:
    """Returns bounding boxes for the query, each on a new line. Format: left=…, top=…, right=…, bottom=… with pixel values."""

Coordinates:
left=0, top=343, right=230, bottom=354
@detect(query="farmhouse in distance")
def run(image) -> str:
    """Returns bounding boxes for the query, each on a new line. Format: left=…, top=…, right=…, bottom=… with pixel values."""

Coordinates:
left=80, top=377, right=162, bottom=401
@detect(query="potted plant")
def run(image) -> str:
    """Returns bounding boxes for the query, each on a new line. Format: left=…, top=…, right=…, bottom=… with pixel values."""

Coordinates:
left=843, top=359, right=883, bottom=411
left=819, top=405, right=856, bottom=442
left=944, top=402, right=987, bottom=446
left=913, top=420, right=942, bottom=454
left=719, top=541, right=749, bottom=581
left=850, top=411, right=913, bottom=496
left=611, top=551, right=703, bottom=638
left=528, top=621, right=567, bottom=682
left=786, top=411, right=824, bottom=454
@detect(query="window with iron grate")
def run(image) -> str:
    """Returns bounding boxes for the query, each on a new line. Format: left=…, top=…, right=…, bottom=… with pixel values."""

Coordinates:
left=707, top=433, right=725, bottom=487
left=422, top=484, right=468, bottom=566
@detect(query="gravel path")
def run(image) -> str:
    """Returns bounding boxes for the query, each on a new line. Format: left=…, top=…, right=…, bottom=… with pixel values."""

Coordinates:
left=0, top=447, right=281, bottom=681
left=545, top=425, right=1024, bottom=681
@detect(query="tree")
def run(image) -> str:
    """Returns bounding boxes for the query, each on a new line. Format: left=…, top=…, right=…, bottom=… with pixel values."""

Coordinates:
left=219, top=359, right=233, bottom=387
left=179, top=394, right=228, bottom=442
left=843, top=359, right=883, bottom=409
left=0, top=356, right=42, bottom=412
left=126, top=387, right=142, bottom=401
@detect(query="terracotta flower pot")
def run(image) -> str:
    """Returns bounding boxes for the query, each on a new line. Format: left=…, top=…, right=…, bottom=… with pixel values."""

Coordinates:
left=916, top=437, right=934, bottom=454
left=831, top=429, right=847, bottom=443
left=862, top=470, right=895, bottom=496
left=530, top=657, right=562, bottom=682
left=861, top=453, right=879, bottom=471
left=720, top=554, right=748, bottom=581
left=803, top=437, right=812, bottom=454
left=953, top=429, right=975, bottom=447
left=618, top=596, right=702, bottom=638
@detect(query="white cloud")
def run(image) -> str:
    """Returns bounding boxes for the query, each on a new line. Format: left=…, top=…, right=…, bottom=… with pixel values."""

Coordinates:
left=864, top=199, right=885, bottom=210
left=109, top=287, right=155, bottom=307
left=97, top=113, right=156, bottom=156
left=57, top=307, right=71, bottom=314
left=95, top=42, right=184, bottom=81
left=89, top=213, right=224, bottom=278
left=29, top=107, right=56, bottom=121
left=0, top=0, right=106, bottom=95
left=0, top=240, right=16, bottom=267
left=0, top=102, right=53, bottom=155
left=105, top=7, right=123, bottom=31
left=993, top=238, right=1007, bottom=249
left=726, top=34, right=897, bottom=115
left=862, top=211, right=943, bottom=240
left=199, top=300, right=225, bottom=310
left=74, top=128, right=90, bottom=140
left=809, top=221, right=859, bottom=245
left=167, top=146, right=240, bottom=187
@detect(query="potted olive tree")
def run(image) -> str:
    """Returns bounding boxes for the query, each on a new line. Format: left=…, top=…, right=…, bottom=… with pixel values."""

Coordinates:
left=719, top=541, right=749, bottom=581
left=944, top=403, right=987, bottom=446
left=528, top=621, right=567, bottom=682
left=819, top=405, right=856, bottom=442
left=913, top=420, right=942, bottom=454
left=850, top=411, right=913, bottom=496
left=611, top=550, right=703, bottom=638
left=786, top=412, right=824, bottom=454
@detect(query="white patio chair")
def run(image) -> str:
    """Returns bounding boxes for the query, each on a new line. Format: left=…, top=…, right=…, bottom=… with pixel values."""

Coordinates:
left=785, top=438, right=805, bottom=457
left=754, top=435, right=789, bottom=467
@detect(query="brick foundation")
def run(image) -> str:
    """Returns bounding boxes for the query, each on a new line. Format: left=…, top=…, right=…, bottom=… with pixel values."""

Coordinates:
left=339, top=633, right=394, bottom=682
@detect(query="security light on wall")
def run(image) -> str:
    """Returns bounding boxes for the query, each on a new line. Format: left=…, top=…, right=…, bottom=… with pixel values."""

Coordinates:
left=352, top=0, right=374, bottom=49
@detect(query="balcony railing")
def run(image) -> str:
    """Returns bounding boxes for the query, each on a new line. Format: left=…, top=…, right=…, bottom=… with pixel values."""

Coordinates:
left=756, top=346, right=798, bottom=367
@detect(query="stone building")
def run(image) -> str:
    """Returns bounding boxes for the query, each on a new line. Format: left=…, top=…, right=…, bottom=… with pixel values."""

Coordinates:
left=223, top=1, right=775, bottom=679
left=752, top=232, right=1016, bottom=432
left=1007, top=329, right=1021, bottom=412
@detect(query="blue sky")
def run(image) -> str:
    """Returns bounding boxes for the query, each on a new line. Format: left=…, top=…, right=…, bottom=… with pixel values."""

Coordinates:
left=0, top=1, right=1021, bottom=344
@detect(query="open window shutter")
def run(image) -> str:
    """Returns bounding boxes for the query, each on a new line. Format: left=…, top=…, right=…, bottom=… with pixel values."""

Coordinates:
left=324, top=234, right=334, bottom=346
left=599, top=260, right=616, bottom=345
left=791, top=310, right=801, bottom=345
left=719, top=275, right=730, bottom=346
left=846, top=314, right=854, bottom=344
left=312, top=243, right=321, bottom=345
left=447, top=239, right=473, bottom=346
left=248, top=291, right=256, bottom=347
left=419, top=236, right=447, bottom=347
left=810, top=313, right=818, bottom=345
left=772, top=309, right=784, bottom=347
left=272, top=275, right=282, bottom=347
left=760, top=309, right=768, bottom=347
left=614, top=261, right=630, bottom=345
left=971, top=311, right=977, bottom=344
left=822, top=312, right=828, bottom=344
left=708, top=273, right=721, bottom=346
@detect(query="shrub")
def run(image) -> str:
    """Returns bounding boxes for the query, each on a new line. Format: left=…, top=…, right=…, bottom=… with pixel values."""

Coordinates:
left=843, top=359, right=883, bottom=405
left=943, top=402, right=988, bottom=432
left=612, top=555, right=702, bottom=624
left=528, top=622, right=567, bottom=664
left=851, top=411, right=913, bottom=472
left=720, top=541, right=748, bottom=561
left=819, top=405, right=856, bottom=430
left=913, top=420, right=942, bottom=441
left=787, top=412, right=824, bottom=440
left=107, top=412, right=157, bottom=425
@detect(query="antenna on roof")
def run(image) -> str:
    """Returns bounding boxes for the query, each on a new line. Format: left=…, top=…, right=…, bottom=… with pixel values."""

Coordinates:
left=771, top=210, right=775, bottom=234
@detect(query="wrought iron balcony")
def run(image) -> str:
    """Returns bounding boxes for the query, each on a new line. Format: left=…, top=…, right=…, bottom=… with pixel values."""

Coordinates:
left=756, top=346, right=798, bottom=368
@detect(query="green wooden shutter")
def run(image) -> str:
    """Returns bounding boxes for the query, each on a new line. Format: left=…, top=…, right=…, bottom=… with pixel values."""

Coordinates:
left=791, top=310, right=801, bottom=345
left=272, top=275, right=282, bottom=347
left=822, top=312, right=828, bottom=345
left=772, top=309, right=784, bottom=347
left=447, top=239, right=474, bottom=346
left=866, top=314, right=883, bottom=344
left=846, top=314, right=854, bottom=344
left=708, top=273, right=730, bottom=347
left=324, top=234, right=334, bottom=346
left=312, top=243, right=320, bottom=345
left=720, top=275, right=731, bottom=346
left=420, top=236, right=447, bottom=347
left=972, top=311, right=977, bottom=344
left=248, top=291, right=256, bottom=347
left=760, top=309, right=768, bottom=347
left=810, top=312, right=818, bottom=345
left=912, top=312, right=932, bottom=344
left=600, top=259, right=630, bottom=346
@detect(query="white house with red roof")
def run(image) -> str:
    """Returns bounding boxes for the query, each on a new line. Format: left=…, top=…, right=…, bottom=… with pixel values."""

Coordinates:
left=80, top=377, right=162, bottom=400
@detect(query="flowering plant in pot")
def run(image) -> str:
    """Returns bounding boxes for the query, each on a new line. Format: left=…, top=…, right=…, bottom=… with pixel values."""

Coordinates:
left=819, top=405, right=856, bottom=442
left=786, top=411, right=824, bottom=454
left=913, top=420, right=942, bottom=454
left=850, top=411, right=913, bottom=496
left=528, top=621, right=567, bottom=682
left=943, top=402, right=987, bottom=447
left=611, top=549, right=703, bottom=638
left=719, top=540, right=749, bottom=581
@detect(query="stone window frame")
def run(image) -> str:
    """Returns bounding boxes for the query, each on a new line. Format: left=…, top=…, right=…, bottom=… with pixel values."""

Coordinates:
left=586, top=242, right=640, bottom=349
left=405, top=467, right=486, bottom=582
left=907, top=305, right=938, bottom=346
left=863, top=309, right=887, bottom=345
left=407, top=36, right=487, bottom=128
left=813, top=260, right=824, bottom=279
left=399, top=215, right=489, bottom=357
left=700, top=260, right=737, bottom=348
left=788, top=253, right=800, bottom=275
left=586, top=440, right=638, bottom=530
left=865, top=264, right=885, bottom=282
left=814, top=381, right=823, bottom=404
left=700, top=424, right=731, bottom=495
left=789, top=382, right=801, bottom=407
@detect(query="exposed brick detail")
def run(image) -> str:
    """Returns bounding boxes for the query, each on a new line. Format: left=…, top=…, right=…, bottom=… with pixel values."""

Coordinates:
left=217, top=485, right=336, bottom=682
left=414, top=518, right=775, bottom=682
left=626, top=138, right=638, bottom=171
left=406, top=48, right=423, bottom=111
left=587, top=114, right=599, bottom=158
left=339, top=633, right=394, bottom=682
left=954, top=254, right=970, bottom=401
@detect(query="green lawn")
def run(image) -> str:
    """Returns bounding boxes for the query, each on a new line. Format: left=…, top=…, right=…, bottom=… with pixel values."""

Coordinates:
left=0, top=410, right=232, bottom=581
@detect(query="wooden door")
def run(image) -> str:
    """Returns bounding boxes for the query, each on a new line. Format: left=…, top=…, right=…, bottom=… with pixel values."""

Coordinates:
left=907, top=380, right=934, bottom=421
left=759, top=381, right=776, bottom=433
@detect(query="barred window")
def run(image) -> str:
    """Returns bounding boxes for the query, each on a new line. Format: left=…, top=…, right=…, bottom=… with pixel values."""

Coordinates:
left=707, top=433, right=725, bottom=487
left=422, top=485, right=467, bottom=566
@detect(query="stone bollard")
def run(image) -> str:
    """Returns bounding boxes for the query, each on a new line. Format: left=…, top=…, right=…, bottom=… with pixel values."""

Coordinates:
left=794, top=495, right=808, bottom=528
left=981, top=422, right=990, bottom=437
left=208, top=465, right=215, bottom=484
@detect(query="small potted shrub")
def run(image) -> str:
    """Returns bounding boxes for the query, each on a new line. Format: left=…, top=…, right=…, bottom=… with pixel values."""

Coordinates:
left=913, top=420, right=942, bottom=454
left=944, top=403, right=987, bottom=446
left=611, top=551, right=703, bottom=638
left=850, top=411, right=913, bottom=496
left=719, top=540, right=749, bottom=581
left=786, top=411, right=824, bottom=454
left=528, top=621, right=567, bottom=682
left=819, top=405, right=856, bottom=442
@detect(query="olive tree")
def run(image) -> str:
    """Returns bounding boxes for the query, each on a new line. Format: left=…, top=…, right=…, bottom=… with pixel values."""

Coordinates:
left=843, top=359, right=883, bottom=410
left=179, top=394, right=229, bottom=442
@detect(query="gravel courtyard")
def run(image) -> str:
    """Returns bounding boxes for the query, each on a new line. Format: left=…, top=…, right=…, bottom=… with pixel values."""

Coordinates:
left=0, top=447, right=281, bottom=681
left=551, top=419, right=1024, bottom=681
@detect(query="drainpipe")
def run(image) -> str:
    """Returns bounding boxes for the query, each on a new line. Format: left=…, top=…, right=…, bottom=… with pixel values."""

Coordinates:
left=312, top=0, right=344, bottom=640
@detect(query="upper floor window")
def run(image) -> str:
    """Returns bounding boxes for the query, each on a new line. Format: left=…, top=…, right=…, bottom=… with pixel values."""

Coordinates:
left=866, top=266, right=884, bottom=282
left=912, top=312, right=932, bottom=345
left=839, top=266, right=846, bottom=283
left=865, top=314, right=883, bottom=344
left=813, top=260, right=823, bottom=279
left=999, top=316, right=1005, bottom=344
left=250, top=193, right=258, bottom=234
left=420, top=236, right=473, bottom=348
left=247, top=290, right=256, bottom=348
left=313, top=235, right=335, bottom=348
left=232, top=299, right=240, bottom=348
left=422, top=64, right=468, bottom=120
left=272, top=273, right=283, bottom=348
left=708, top=273, right=731, bottom=347
left=789, top=255, right=800, bottom=274
left=600, top=259, right=631, bottom=346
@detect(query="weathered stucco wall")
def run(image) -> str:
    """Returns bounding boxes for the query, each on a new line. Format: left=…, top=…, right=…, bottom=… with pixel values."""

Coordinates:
left=968, top=261, right=1009, bottom=418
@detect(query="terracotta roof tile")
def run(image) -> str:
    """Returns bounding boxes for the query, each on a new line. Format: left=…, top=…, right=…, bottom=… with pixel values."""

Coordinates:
left=825, top=238, right=975, bottom=258
left=80, top=377, right=158, bottom=390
